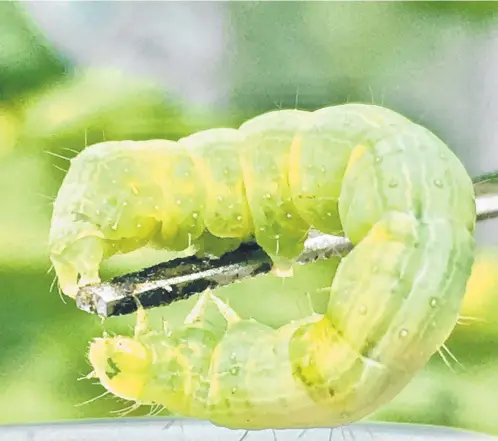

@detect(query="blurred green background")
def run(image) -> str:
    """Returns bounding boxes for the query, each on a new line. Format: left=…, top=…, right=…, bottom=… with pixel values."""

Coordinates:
left=1, top=0, right=498, bottom=436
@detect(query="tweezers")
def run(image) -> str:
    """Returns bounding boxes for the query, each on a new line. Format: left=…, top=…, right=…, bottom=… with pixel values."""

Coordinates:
left=75, top=172, right=498, bottom=318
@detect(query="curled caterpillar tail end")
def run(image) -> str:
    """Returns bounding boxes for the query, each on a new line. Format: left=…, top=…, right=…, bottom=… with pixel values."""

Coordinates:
left=88, top=336, right=153, bottom=404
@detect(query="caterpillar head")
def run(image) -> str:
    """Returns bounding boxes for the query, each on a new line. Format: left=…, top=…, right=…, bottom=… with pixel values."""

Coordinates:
left=49, top=139, right=199, bottom=298
left=49, top=223, right=105, bottom=298
left=48, top=141, right=168, bottom=298
left=88, top=336, right=154, bottom=403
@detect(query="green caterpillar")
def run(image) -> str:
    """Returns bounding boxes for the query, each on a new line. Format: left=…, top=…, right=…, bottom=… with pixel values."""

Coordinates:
left=49, top=103, right=476, bottom=429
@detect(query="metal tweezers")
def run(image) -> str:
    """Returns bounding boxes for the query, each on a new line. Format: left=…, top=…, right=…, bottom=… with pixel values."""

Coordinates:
left=75, top=172, right=498, bottom=318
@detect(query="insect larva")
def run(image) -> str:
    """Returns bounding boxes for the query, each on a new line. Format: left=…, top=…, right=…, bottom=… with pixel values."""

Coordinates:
left=50, top=103, right=476, bottom=428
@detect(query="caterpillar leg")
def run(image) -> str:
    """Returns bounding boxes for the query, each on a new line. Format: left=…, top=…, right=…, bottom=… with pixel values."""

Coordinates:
left=209, top=293, right=241, bottom=326
left=184, top=291, right=212, bottom=325
left=133, top=297, right=149, bottom=338
left=185, top=290, right=241, bottom=327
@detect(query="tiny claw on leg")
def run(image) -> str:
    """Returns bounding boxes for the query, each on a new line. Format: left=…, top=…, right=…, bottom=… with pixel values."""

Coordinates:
left=184, top=290, right=241, bottom=327
left=209, top=293, right=241, bottom=326
left=162, top=318, right=170, bottom=335
left=133, top=296, right=149, bottom=338
left=271, top=265, right=294, bottom=278
left=184, top=291, right=211, bottom=326
left=270, top=258, right=295, bottom=279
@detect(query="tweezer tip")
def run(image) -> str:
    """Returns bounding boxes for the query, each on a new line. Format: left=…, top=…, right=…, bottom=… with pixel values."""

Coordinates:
left=76, top=283, right=124, bottom=318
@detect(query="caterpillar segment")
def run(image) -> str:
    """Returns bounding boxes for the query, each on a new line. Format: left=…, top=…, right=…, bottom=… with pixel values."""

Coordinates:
left=89, top=291, right=382, bottom=429
left=49, top=103, right=477, bottom=428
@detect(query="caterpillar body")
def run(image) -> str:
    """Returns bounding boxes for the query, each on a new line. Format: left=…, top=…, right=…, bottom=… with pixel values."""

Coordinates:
left=49, top=103, right=476, bottom=429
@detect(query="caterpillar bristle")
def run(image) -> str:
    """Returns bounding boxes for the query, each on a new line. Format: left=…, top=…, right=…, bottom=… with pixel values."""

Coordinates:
left=62, top=147, right=80, bottom=155
left=43, top=150, right=72, bottom=162
left=457, top=314, right=487, bottom=325
left=438, top=344, right=464, bottom=373
left=49, top=274, right=57, bottom=294
left=110, top=402, right=141, bottom=417
left=74, top=390, right=110, bottom=408
left=441, top=343, right=464, bottom=371
left=52, top=164, right=68, bottom=174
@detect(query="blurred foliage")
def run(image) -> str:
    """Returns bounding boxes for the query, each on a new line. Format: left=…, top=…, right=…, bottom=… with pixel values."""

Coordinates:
left=227, top=2, right=498, bottom=118
left=0, top=2, right=67, bottom=101
left=0, top=0, right=498, bottom=437
left=403, top=2, right=498, bottom=24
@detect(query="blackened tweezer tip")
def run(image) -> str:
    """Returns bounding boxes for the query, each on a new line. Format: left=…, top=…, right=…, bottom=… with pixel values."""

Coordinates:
left=75, top=181, right=498, bottom=318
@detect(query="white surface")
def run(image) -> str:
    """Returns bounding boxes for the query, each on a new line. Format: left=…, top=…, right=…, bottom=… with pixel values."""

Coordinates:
left=1, top=419, right=496, bottom=441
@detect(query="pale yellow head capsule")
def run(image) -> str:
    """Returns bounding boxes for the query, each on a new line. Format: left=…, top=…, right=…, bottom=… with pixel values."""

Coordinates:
left=88, top=336, right=154, bottom=403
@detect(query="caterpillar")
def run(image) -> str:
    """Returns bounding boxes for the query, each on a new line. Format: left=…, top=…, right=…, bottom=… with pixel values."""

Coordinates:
left=49, top=103, right=476, bottom=429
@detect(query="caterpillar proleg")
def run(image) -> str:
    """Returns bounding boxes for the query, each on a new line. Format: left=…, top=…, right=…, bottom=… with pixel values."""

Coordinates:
left=49, top=103, right=476, bottom=429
